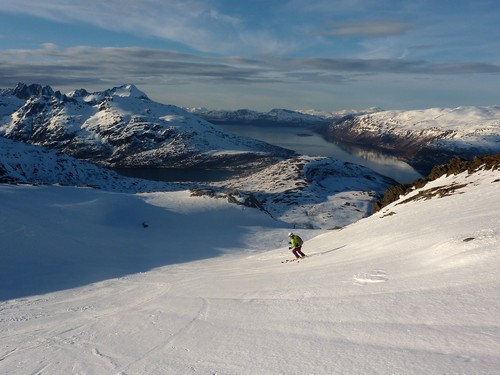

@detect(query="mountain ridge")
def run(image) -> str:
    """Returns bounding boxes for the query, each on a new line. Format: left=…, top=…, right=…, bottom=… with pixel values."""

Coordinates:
left=320, top=105, right=500, bottom=174
left=0, top=83, right=295, bottom=172
left=188, top=107, right=332, bottom=126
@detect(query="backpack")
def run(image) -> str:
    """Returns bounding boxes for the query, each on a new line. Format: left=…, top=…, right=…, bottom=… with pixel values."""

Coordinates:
left=294, top=235, right=303, bottom=246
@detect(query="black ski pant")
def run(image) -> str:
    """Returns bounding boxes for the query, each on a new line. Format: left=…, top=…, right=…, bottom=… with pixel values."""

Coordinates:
left=292, top=247, right=306, bottom=258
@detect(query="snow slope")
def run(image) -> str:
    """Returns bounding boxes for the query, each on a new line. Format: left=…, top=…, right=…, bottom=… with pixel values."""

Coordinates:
left=1, top=164, right=499, bottom=374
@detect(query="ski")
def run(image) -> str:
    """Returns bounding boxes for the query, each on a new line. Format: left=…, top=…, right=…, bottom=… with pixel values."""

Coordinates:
left=281, top=258, right=300, bottom=263
left=281, top=257, right=307, bottom=263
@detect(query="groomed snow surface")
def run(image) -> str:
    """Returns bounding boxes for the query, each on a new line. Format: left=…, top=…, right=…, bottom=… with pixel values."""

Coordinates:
left=1, top=167, right=499, bottom=374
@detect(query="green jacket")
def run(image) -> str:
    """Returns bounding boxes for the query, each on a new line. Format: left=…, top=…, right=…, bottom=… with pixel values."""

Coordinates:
left=290, top=235, right=303, bottom=249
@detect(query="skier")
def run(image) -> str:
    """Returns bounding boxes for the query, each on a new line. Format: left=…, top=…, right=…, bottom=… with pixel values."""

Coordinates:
left=288, top=232, right=306, bottom=259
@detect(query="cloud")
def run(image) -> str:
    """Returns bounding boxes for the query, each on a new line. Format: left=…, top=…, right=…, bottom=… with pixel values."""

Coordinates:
left=0, top=0, right=283, bottom=54
left=0, top=45, right=499, bottom=92
left=0, top=45, right=266, bottom=88
left=300, top=57, right=500, bottom=75
left=320, top=20, right=413, bottom=37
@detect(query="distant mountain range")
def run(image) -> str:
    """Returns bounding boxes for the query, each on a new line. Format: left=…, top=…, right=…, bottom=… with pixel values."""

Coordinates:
left=191, top=104, right=500, bottom=175
left=319, top=106, right=500, bottom=174
left=3, top=83, right=498, bottom=177
left=187, top=107, right=331, bottom=126
left=188, top=106, right=380, bottom=126
left=0, top=83, right=294, bottom=172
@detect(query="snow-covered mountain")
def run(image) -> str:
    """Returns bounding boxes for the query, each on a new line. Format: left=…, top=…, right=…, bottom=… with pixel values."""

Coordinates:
left=296, top=107, right=383, bottom=119
left=323, top=105, right=500, bottom=174
left=189, top=107, right=383, bottom=126
left=208, top=155, right=394, bottom=229
left=0, top=83, right=294, bottom=170
left=188, top=107, right=331, bottom=126
left=1, top=158, right=498, bottom=374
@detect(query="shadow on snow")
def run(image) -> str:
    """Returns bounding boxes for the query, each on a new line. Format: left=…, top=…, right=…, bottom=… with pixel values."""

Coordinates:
left=0, top=185, right=287, bottom=301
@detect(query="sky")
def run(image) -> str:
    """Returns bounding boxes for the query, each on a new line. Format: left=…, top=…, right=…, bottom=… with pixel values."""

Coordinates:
left=0, top=0, right=499, bottom=111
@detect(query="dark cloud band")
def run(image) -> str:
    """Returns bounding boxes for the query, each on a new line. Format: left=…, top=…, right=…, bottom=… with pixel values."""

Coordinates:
left=0, top=45, right=498, bottom=90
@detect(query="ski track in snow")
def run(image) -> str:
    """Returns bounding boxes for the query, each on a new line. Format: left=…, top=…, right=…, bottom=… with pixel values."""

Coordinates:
left=353, top=269, right=388, bottom=285
left=0, top=277, right=176, bottom=374
left=120, top=296, right=210, bottom=374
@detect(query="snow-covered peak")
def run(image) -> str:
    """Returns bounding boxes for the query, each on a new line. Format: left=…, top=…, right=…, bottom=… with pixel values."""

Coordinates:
left=66, top=84, right=150, bottom=104
left=66, top=88, right=90, bottom=98
left=108, top=83, right=150, bottom=100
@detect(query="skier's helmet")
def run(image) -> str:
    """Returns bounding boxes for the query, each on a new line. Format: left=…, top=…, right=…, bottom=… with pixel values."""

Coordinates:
left=288, top=232, right=293, bottom=237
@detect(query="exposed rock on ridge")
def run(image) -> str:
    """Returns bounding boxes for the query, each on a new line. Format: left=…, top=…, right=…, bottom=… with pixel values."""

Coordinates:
left=372, top=154, right=500, bottom=212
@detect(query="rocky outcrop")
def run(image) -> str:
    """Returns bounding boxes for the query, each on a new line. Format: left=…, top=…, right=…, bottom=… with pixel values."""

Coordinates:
left=372, top=154, right=500, bottom=212
left=426, top=154, right=500, bottom=179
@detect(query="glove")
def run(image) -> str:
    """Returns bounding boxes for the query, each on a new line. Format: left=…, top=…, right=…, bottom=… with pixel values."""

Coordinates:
left=288, top=247, right=292, bottom=249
